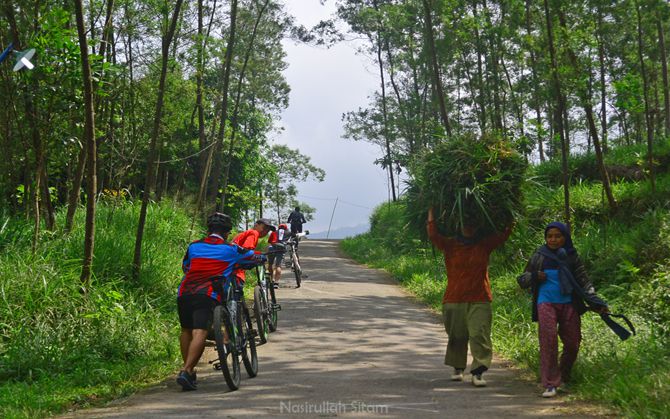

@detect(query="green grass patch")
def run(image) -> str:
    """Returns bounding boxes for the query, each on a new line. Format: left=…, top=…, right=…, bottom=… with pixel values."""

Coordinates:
left=0, top=199, right=193, bottom=418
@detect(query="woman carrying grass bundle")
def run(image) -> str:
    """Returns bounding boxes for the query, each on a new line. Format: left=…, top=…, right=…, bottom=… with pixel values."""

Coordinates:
left=427, top=208, right=512, bottom=387
left=517, top=222, right=608, bottom=398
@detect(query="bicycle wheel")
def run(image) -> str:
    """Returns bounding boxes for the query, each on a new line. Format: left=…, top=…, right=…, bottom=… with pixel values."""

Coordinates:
left=240, top=302, right=258, bottom=378
left=253, top=285, right=269, bottom=344
left=292, top=251, right=302, bottom=288
left=213, top=304, right=241, bottom=391
left=266, top=279, right=278, bottom=332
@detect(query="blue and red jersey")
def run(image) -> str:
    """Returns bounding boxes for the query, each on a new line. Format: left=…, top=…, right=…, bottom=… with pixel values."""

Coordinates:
left=178, top=234, right=263, bottom=302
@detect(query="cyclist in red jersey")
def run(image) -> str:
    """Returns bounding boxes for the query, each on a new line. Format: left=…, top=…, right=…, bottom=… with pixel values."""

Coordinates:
left=267, top=223, right=290, bottom=288
left=232, top=218, right=275, bottom=285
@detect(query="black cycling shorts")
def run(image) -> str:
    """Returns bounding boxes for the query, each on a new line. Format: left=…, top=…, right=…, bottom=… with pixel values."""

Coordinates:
left=177, top=294, right=216, bottom=330
left=268, top=244, right=285, bottom=268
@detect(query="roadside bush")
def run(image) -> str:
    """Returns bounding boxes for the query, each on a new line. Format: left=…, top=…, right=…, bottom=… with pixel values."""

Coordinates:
left=0, top=200, right=190, bottom=417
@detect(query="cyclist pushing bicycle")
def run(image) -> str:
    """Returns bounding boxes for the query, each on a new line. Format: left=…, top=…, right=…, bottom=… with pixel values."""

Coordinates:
left=267, top=223, right=290, bottom=288
left=176, top=213, right=266, bottom=391
left=232, top=217, right=276, bottom=285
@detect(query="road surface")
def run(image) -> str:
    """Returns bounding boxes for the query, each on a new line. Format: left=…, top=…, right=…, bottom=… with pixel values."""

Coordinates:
left=63, top=240, right=603, bottom=418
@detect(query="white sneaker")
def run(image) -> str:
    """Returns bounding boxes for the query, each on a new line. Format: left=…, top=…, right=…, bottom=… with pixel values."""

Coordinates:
left=451, top=368, right=464, bottom=381
left=471, top=374, right=487, bottom=387
left=542, top=386, right=557, bottom=398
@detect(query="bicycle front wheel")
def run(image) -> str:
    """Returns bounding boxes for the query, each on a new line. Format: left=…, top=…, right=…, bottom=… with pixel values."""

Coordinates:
left=241, top=302, right=258, bottom=378
left=253, top=285, right=269, bottom=344
left=213, top=305, right=241, bottom=391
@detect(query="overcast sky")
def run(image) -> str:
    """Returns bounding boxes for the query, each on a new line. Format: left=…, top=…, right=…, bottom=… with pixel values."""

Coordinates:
left=272, top=0, right=392, bottom=236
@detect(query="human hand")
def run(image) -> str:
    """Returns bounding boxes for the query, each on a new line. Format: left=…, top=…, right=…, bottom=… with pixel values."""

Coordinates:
left=537, top=271, right=547, bottom=282
left=595, top=306, right=609, bottom=315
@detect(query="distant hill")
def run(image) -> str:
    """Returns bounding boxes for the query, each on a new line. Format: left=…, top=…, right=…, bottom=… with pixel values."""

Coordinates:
left=308, top=223, right=369, bottom=239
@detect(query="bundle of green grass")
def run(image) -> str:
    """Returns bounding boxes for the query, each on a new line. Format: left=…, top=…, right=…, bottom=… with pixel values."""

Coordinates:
left=407, top=133, right=527, bottom=238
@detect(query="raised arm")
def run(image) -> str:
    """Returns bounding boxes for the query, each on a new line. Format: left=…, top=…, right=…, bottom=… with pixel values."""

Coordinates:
left=483, top=224, right=514, bottom=251
left=426, top=208, right=452, bottom=251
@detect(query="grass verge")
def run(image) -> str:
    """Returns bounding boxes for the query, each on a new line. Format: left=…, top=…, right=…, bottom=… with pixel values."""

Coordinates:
left=0, top=199, right=192, bottom=418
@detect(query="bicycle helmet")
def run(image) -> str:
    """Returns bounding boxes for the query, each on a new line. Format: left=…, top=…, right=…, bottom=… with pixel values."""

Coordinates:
left=279, top=223, right=288, bottom=230
left=207, top=212, right=233, bottom=234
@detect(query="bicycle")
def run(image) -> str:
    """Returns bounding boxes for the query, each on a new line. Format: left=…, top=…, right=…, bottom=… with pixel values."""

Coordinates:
left=252, top=263, right=280, bottom=345
left=211, top=275, right=258, bottom=391
left=285, top=231, right=308, bottom=288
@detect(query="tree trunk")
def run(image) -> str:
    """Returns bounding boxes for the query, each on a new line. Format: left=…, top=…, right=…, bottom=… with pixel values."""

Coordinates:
left=208, top=0, right=239, bottom=206
left=5, top=4, right=47, bottom=247
left=376, top=36, right=397, bottom=202
left=597, top=8, right=608, bottom=153
left=220, top=0, right=271, bottom=209
left=658, top=13, right=670, bottom=136
left=525, top=0, right=545, bottom=161
left=385, top=37, right=415, bottom=153
left=543, top=0, right=571, bottom=227
left=132, top=0, right=185, bottom=279
left=471, top=0, right=487, bottom=132
left=422, top=0, right=452, bottom=136
left=556, top=9, right=616, bottom=210
left=483, top=0, right=503, bottom=131
left=372, top=0, right=396, bottom=202
left=74, top=0, right=98, bottom=287
left=636, top=0, right=655, bottom=192
left=65, top=144, right=87, bottom=233
left=40, top=166, right=55, bottom=230
left=196, top=0, right=208, bottom=184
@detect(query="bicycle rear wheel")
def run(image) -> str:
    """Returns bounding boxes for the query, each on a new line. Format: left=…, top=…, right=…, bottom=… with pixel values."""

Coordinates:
left=253, top=285, right=269, bottom=344
left=213, top=305, right=241, bottom=391
left=292, top=251, right=302, bottom=288
left=240, top=302, right=258, bottom=378
left=266, top=280, right=278, bottom=332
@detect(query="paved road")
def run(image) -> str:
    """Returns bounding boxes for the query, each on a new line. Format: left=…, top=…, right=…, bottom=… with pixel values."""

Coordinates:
left=65, top=240, right=600, bottom=418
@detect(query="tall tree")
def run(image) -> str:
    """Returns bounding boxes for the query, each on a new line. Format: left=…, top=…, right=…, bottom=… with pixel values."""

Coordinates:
left=657, top=4, right=670, bottom=136
left=132, top=0, right=185, bottom=279
left=557, top=7, right=616, bottom=210
left=636, top=0, right=655, bottom=192
left=209, top=0, right=240, bottom=208
left=422, top=0, right=452, bottom=136
left=544, top=0, right=571, bottom=226
left=73, top=0, right=98, bottom=287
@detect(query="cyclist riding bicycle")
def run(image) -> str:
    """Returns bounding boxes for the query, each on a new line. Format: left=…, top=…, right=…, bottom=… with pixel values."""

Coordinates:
left=267, top=223, right=290, bottom=288
left=176, top=213, right=265, bottom=391
left=287, top=206, right=306, bottom=236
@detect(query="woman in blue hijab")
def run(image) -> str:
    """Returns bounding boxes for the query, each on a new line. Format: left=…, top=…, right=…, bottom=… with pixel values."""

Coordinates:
left=516, top=222, right=602, bottom=398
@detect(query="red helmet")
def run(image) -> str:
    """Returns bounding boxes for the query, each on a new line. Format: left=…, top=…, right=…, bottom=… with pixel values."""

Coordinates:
left=279, top=223, right=288, bottom=230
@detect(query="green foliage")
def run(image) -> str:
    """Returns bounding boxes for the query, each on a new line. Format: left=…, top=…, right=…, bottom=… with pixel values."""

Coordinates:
left=0, top=201, right=190, bottom=417
left=406, top=133, right=527, bottom=237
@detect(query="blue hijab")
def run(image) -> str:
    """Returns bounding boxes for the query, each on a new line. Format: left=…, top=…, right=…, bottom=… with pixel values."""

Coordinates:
left=544, top=221, right=576, bottom=255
